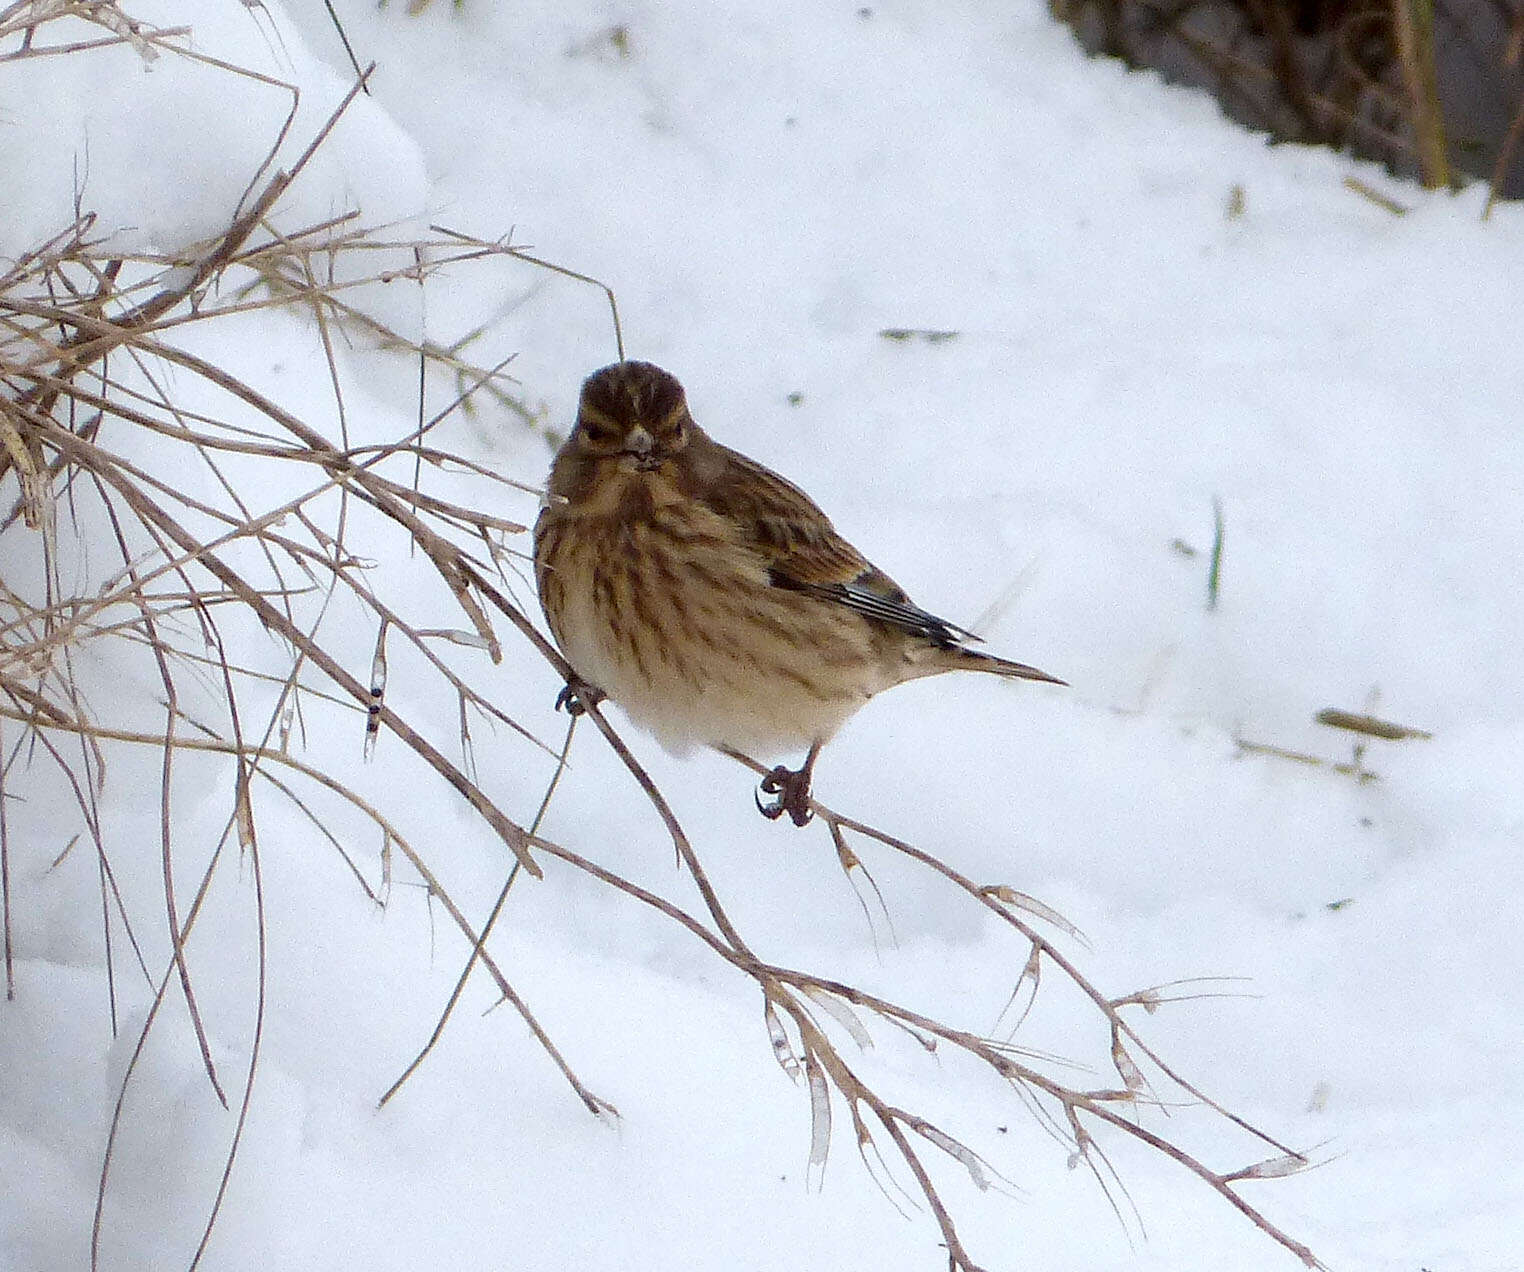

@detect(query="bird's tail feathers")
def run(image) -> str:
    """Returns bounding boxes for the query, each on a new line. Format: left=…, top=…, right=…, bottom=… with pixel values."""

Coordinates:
left=947, top=647, right=1066, bottom=685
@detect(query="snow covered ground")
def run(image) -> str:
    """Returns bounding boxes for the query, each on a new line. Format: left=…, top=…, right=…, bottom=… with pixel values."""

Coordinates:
left=3, top=2, right=1522, bottom=1270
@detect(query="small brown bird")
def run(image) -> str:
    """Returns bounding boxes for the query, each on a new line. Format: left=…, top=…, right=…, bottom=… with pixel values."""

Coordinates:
left=534, top=360, right=1062, bottom=825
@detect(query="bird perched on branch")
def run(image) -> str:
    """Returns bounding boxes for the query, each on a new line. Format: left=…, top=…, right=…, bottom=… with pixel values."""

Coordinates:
left=534, top=360, right=1063, bottom=826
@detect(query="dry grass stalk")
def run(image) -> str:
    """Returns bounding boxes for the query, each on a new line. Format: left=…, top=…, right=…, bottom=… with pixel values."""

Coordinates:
left=1315, top=706, right=1431, bottom=740
left=1390, top=0, right=1451, bottom=187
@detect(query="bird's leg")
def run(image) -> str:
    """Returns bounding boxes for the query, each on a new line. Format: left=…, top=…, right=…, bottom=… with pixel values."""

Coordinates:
left=756, top=740, right=823, bottom=828
left=555, top=676, right=606, bottom=717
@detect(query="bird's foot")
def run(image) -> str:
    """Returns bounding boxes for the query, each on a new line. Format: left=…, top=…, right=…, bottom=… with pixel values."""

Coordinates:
left=756, top=764, right=815, bottom=827
left=555, top=678, right=605, bottom=716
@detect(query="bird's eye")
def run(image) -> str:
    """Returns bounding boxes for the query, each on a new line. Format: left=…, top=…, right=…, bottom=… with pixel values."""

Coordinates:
left=580, top=420, right=620, bottom=447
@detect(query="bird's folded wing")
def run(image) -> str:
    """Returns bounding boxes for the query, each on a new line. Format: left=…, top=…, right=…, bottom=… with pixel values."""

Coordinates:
left=699, top=446, right=977, bottom=648
left=770, top=572, right=979, bottom=648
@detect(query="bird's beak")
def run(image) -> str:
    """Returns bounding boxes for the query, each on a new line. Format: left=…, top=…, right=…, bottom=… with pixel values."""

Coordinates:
left=621, top=426, right=661, bottom=470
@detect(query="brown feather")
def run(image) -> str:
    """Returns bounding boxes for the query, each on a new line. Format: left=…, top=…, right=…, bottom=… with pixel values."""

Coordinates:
left=682, top=436, right=876, bottom=587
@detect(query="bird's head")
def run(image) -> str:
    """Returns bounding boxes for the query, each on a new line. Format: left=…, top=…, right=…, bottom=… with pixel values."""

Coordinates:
left=572, top=360, right=694, bottom=472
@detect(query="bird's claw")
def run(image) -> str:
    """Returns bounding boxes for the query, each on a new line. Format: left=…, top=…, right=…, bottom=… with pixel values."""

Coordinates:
left=555, top=679, right=605, bottom=716
left=756, top=765, right=814, bottom=827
